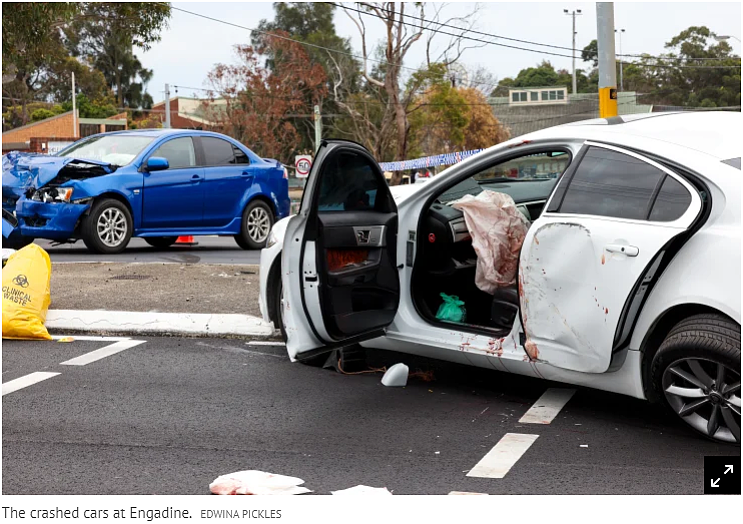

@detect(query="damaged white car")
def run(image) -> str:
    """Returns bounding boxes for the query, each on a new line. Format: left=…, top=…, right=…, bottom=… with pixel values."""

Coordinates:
left=260, top=112, right=741, bottom=443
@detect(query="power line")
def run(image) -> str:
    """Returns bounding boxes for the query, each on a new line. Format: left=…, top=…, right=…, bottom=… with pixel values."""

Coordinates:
left=332, top=2, right=740, bottom=61
left=332, top=2, right=740, bottom=68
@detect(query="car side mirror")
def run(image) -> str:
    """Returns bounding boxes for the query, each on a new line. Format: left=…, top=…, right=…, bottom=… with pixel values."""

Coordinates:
left=146, top=157, right=169, bottom=172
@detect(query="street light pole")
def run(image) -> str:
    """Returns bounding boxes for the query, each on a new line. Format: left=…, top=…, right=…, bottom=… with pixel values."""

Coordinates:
left=714, top=35, right=740, bottom=43
left=615, top=28, right=625, bottom=92
left=564, top=8, right=583, bottom=94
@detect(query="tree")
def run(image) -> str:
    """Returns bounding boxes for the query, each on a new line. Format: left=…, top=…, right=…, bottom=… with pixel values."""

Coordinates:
left=341, top=2, right=483, bottom=161
left=409, top=66, right=510, bottom=158
left=205, top=32, right=328, bottom=163
left=581, top=40, right=599, bottom=69
left=254, top=2, right=358, bottom=151
left=2, top=2, right=170, bottom=124
left=65, top=3, right=169, bottom=108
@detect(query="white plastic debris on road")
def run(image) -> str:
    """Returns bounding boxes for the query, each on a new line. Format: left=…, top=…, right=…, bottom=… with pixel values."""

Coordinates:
left=381, top=363, right=409, bottom=387
left=451, top=190, right=530, bottom=294
left=209, top=470, right=312, bottom=495
left=331, top=485, right=393, bottom=495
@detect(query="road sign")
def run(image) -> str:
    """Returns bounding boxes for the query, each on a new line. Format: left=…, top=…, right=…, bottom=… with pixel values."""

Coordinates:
left=295, top=155, right=312, bottom=178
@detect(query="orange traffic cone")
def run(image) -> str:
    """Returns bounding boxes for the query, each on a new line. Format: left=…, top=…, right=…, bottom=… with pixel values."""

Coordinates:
left=175, top=235, right=198, bottom=246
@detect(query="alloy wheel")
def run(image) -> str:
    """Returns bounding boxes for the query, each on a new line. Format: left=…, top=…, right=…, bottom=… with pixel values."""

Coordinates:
left=247, top=207, right=270, bottom=243
left=662, top=357, right=741, bottom=443
left=97, top=208, right=128, bottom=247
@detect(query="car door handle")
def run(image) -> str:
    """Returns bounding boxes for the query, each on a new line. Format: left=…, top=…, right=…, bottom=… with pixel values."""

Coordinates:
left=191, top=174, right=202, bottom=181
left=241, top=170, right=253, bottom=177
left=606, top=244, right=639, bottom=257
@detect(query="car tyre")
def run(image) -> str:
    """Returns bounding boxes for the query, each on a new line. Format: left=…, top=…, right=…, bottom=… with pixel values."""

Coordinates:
left=272, top=277, right=289, bottom=343
left=651, top=313, right=741, bottom=444
left=235, top=200, right=274, bottom=250
left=144, top=236, right=178, bottom=249
left=81, top=198, right=133, bottom=254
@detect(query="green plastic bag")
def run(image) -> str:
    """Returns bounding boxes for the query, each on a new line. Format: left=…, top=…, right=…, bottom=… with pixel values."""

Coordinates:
left=435, top=293, right=466, bottom=323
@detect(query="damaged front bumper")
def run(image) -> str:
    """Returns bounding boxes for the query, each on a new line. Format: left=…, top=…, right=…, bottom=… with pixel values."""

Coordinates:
left=14, top=198, right=91, bottom=240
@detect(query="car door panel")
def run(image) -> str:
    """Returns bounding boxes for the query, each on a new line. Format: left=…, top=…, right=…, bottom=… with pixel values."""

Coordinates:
left=520, top=142, right=703, bottom=373
left=141, top=137, right=203, bottom=228
left=198, top=137, right=250, bottom=227
left=282, top=141, right=399, bottom=360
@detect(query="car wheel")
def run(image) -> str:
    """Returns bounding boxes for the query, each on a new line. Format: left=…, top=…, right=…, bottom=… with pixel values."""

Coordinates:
left=651, top=313, right=740, bottom=444
left=144, top=236, right=178, bottom=249
left=235, top=200, right=273, bottom=250
left=272, top=277, right=288, bottom=343
left=81, top=198, right=133, bottom=254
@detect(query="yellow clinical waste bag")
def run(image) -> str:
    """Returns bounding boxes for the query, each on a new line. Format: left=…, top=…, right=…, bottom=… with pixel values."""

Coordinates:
left=2, top=244, right=52, bottom=340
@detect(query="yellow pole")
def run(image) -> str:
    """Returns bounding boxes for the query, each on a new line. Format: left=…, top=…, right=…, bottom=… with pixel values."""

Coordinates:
left=597, top=3, right=618, bottom=118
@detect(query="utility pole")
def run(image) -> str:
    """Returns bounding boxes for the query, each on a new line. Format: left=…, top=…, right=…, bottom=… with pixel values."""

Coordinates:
left=314, top=105, right=322, bottom=153
left=596, top=3, right=618, bottom=118
left=615, top=28, right=625, bottom=92
left=164, top=83, right=171, bottom=129
left=71, top=72, right=77, bottom=137
left=564, top=8, right=582, bottom=94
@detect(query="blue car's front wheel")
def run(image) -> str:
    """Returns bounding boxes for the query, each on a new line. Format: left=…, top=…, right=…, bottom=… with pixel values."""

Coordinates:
left=81, top=198, right=133, bottom=254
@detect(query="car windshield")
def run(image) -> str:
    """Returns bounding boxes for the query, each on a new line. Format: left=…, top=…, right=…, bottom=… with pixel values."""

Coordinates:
left=59, top=135, right=155, bottom=167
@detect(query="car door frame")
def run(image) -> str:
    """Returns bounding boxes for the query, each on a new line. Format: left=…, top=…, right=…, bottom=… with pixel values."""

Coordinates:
left=281, top=139, right=400, bottom=361
left=139, top=135, right=204, bottom=229
left=519, top=140, right=706, bottom=373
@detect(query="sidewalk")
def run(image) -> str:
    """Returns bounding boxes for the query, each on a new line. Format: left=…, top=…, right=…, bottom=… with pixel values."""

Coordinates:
left=47, top=262, right=276, bottom=338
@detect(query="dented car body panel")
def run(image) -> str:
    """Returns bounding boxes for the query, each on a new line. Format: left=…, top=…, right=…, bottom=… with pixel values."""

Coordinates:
left=2, top=129, right=290, bottom=242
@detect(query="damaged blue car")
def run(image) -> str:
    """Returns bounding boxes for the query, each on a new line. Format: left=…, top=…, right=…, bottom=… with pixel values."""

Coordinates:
left=2, top=129, right=290, bottom=253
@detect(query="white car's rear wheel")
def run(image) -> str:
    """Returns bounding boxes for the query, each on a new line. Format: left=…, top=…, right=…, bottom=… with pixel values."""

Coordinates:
left=651, top=314, right=740, bottom=444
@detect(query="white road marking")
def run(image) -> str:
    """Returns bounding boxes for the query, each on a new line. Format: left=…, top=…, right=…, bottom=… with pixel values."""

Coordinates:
left=52, top=335, right=131, bottom=342
left=518, top=388, right=576, bottom=424
left=246, top=341, right=286, bottom=347
left=60, top=340, right=146, bottom=366
left=466, top=433, right=539, bottom=479
left=2, top=372, right=60, bottom=396
left=448, top=491, right=488, bottom=495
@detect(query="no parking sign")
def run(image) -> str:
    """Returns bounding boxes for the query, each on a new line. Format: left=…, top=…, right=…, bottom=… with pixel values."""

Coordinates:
left=295, top=155, right=312, bottom=178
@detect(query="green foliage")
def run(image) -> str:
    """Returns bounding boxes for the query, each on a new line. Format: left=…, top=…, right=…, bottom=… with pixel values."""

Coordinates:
left=60, top=93, right=118, bottom=119
left=30, top=108, right=56, bottom=122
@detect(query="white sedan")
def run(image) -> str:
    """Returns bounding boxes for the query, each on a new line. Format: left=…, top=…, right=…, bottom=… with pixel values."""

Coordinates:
left=260, top=112, right=740, bottom=443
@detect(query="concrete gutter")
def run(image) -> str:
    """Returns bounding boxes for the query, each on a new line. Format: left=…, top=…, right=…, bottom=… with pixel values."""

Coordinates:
left=45, top=310, right=277, bottom=338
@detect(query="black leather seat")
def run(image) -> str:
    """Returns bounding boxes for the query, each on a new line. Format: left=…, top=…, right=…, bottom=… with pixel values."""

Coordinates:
left=490, top=285, right=520, bottom=330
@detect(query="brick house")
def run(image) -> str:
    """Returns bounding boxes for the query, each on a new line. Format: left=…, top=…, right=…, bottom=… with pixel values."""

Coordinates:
left=2, top=111, right=128, bottom=154
left=146, top=97, right=226, bottom=129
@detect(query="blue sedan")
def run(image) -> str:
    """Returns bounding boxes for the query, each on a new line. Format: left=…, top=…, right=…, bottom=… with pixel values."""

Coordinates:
left=2, top=129, right=290, bottom=253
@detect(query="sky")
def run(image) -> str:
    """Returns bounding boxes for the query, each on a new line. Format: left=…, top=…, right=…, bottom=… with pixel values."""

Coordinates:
left=139, top=1, right=742, bottom=104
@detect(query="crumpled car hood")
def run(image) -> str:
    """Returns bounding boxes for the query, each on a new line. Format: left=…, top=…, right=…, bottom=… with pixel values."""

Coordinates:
left=2, top=151, right=113, bottom=196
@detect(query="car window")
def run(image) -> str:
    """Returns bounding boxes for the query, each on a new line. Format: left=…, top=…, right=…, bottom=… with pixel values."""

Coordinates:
left=317, top=151, right=382, bottom=212
left=60, top=135, right=155, bottom=167
left=202, top=137, right=235, bottom=165
left=648, top=175, right=692, bottom=222
left=558, top=147, right=663, bottom=220
left=151, top=137, right=196, bottom=169
left=232, top=145, right=250, bottom=165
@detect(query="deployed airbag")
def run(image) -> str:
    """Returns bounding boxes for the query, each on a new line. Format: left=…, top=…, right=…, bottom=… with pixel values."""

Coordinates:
left=451, top=190, right=529, bottom=294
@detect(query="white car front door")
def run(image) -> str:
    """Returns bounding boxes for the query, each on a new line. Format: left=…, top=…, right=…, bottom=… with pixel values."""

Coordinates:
left=281, top=140, right=400, bottom=361
left=519, top=142, right=704, bottom=373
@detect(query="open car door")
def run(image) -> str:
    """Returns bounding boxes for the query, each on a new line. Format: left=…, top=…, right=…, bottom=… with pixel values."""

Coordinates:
left=519, top=142, right=704, bottom=373
left=281, top=140, right=399, bottom=361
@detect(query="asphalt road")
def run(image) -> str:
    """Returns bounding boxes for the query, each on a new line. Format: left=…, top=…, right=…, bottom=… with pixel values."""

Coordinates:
left=33, top=237, right=261, bottom=265
left=3, top=336, right=738, bottom=495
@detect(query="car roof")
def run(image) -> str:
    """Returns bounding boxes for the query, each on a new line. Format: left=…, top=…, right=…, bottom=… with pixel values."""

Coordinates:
left=538, top=111, right=741, bottom=161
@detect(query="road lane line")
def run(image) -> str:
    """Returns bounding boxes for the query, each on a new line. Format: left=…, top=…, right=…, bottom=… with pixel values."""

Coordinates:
left=52, top=335, right=130, bottom=342
left=246, top=341, right=285, bottom=347
left=466, top=433, right=539, bottom=479
left=519, top=388, right=576, bottom=424
left=2, top=372, right=60, bottom=396
left=448, top=491, right=488, bottom=495
left=60, top=340, right=145, bottom=366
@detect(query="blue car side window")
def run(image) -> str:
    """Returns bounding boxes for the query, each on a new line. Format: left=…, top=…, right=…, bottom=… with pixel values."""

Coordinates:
left=151, top=137, right=196, bottom=169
